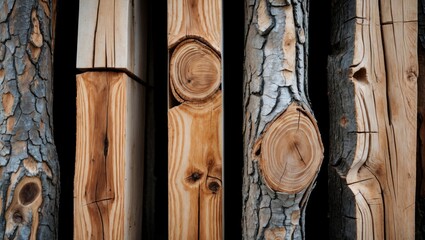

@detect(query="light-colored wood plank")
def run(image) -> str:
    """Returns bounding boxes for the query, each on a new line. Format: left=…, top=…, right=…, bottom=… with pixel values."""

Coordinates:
left=77, top=0, right=145, bottom=79
left=168, top=0, right=223, bottom=238
left=74, top=72, right=145, bottom=240
left=168, top=93, right=222, bottom=239
left=168, top=0, right=222, bottom=51
left=328, top=0, right=417, bottom=238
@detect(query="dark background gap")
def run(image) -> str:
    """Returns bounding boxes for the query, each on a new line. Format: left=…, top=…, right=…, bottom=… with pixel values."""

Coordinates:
left=52, top=0, right=331, bottom=239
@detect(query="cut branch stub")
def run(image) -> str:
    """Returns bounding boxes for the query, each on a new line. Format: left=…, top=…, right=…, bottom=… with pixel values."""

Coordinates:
left=258, top=103, right=323, bottom=194
left=170, top=39, right=221, bottom=102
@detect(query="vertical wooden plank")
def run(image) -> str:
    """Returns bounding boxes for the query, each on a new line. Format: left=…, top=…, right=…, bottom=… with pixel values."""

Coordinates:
left=74, top=0, right=146, bottom=238
left=76, top=0, right=145, bottom=80
left=168, top=0, right=223, bottom=238
left=74, top=72, right=145, bottom=239
left=328, top=0, right=417, bottom=238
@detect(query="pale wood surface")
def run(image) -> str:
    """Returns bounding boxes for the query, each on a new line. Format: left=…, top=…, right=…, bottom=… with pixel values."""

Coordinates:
left=170, top=39, right=221, bottom=103
left=168, top=93, right=222, bottom=240
left=74, top=72, right=145, bottom=240
left=0, top=0, right=59, bottom=238
left=77, top=0, right=145, bottom=79
left=328, top=0, right=418, bottom=238
left=168, top=0, right=222, bottom=51
left=168, top=0, right=223, bottom=238
left=243, top=1, right=323, bottom=239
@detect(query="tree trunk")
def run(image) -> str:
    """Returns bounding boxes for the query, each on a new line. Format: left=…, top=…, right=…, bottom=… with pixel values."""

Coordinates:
left=328, top=0, right=417, bottom=239
left=167, top=0, right=223, bottom=239
left=242, top=0, right=323, bottom=239
left=0, top=0, right=59, bottom=238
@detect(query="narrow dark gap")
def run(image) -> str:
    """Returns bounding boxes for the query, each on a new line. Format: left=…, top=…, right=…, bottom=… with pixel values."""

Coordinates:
left=222, top=0, right=245, bottom=239
left=306, top=0, right=331, bottom=239
left=53, top=1, right=79, bottom=240
left=148, top=0, right=168, bottom=239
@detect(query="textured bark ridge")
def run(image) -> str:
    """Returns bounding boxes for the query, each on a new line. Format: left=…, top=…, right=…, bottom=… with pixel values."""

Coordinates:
left=243, top=0, right=323, bottom=239
left=0, top=0, right=59, bottom=239
left=328, top=0, right=417, bottom=239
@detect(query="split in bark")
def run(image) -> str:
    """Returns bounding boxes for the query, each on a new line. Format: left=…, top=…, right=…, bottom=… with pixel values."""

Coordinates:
left=243, top=0, right=323, bottom=239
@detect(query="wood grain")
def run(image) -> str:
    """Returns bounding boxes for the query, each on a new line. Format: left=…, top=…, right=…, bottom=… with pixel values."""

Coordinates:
left=258, top=103, right=323, bottom=194
left=77, top=0, right=146, bottom=79
left=168, top=0, right=222, bottom=51
left=168, top=93, right=222, bottom=240
left=74, top=72, right=145, bottom=240
left=328, top=0, right=418, bottom=238
left=168, top=0, right=223, bottom=238
left=170, top=39, right=221, bottom=103
left=243, top=1, right=322, bottom=239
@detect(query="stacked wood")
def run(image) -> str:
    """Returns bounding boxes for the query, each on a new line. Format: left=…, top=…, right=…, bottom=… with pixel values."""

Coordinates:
left=167, top=0, right=223, bottom=239
left=0, top=0, right=59, bottom=238
left=74, top=0, right=146, bottom=239
left=328, top=0, right=417, bottom=238
left=242, top=0, right=323, bottom=239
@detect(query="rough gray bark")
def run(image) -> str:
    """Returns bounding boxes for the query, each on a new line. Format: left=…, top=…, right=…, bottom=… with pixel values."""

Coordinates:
left=242, top=0, right=323, bottom=239
left=0, top=0, right=59, bottom=238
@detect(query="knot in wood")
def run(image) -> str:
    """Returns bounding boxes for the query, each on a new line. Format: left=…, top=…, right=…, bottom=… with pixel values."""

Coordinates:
left=19, top=182, right=40, bottom=206
left=13, top=211, right=23, bottom=223
left=259, top=103, right=323, bottom=194
left=208, top=181, right=220, bottom=193
left=170, top=39, right=221, bottom=102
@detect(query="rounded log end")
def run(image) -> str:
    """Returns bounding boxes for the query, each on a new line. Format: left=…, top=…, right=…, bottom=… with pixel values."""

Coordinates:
left=259, top=103, right=324, bottom=194
left=170, top=39, right=221, bottom=102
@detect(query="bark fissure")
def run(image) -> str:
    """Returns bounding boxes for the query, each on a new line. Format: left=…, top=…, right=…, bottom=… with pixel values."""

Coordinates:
left=0, top=0, right=58, bottom=239
left=243, top=0, right=323, bottom=239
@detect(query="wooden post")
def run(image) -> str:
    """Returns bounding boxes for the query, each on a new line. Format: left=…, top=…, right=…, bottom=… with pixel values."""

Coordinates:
left=167, top=0, right=223, bottom=239
left=0, top=0, right=59, bottom=238
left=328, top=0, right=417, bottom=239
left=242, top=0, right=323, bottom=239
left=73, top=0, right=146, bottom=239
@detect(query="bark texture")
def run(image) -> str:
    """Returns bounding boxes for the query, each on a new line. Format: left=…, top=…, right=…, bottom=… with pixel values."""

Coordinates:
left=0, top=0, right=59, bottom=239
left=242, top=0, right=323, bottom=239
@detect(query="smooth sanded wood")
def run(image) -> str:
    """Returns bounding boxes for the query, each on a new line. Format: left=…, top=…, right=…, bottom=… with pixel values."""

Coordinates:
left=168, top=0, right=222, bottom=51
left=74, top=72, right=145, bottom=240
left=328, top=0, right=417, bottom=239
left=243, top=0, right=323, bottom=239
left=258, top=103, right=323, bottom=194
left=168, top=0, right=223, bottom=238
left=170, top=39, right=221, bottom=103
left=0, top=0, right=59, bottom=238
left=76, top=0, right=145, bottom=79
left=168, top=93, right=223, bottom=239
